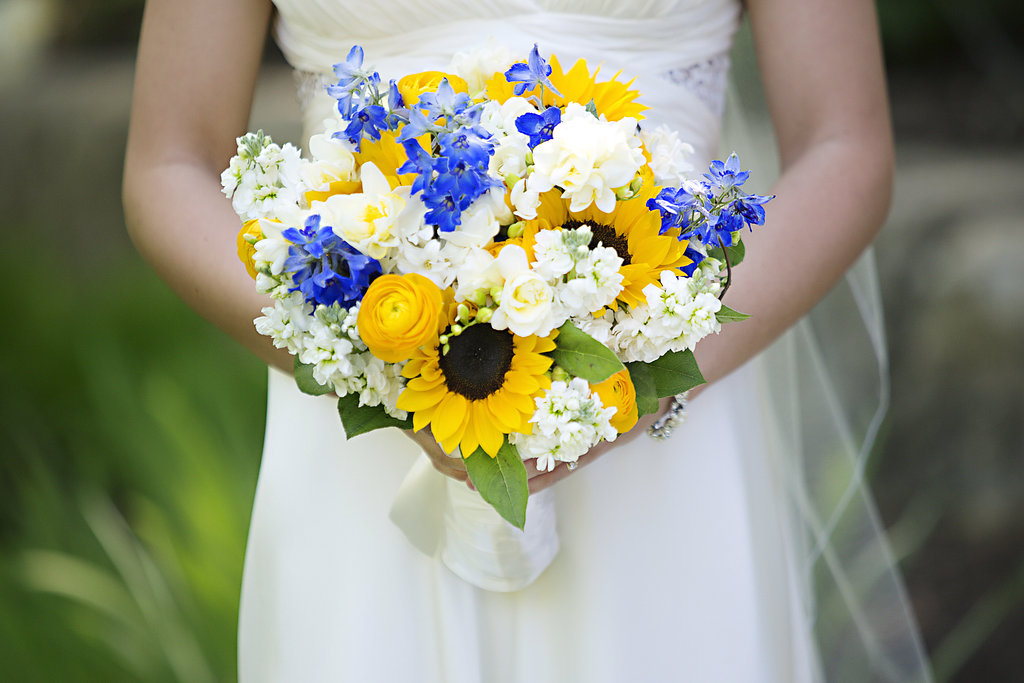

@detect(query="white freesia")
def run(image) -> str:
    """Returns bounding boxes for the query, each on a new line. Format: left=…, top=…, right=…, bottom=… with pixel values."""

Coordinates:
left=301, top=129, right=358, bottom=195
left=441, top=188, right=508, bottom=249
left=319, top=162, right=404, bottom=260
left=396, top=239, right=459, bottom=288
left=522, top=103, right=644, bottom=215
left=480, top=97, right=538, bottom=135
left=640, top=124, right=695, bottom=187
left=509, top=177, right=540, bottom=220
left=252, top=216, right=291, bottom=280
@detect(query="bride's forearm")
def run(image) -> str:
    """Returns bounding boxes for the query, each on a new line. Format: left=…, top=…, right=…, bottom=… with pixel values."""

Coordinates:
left=123, top=160, right=293, bottom=373
left=693, top=132, right=893, bottom=389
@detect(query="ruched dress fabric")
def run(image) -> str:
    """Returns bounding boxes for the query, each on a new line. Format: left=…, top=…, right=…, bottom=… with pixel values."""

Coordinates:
left=239, top=1, right=819, bottom=681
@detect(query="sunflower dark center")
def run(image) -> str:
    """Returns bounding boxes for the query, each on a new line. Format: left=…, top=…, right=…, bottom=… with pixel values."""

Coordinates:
left=438, top=323, right=515, bottom=401
left=565, top=219, right=632, bottom=265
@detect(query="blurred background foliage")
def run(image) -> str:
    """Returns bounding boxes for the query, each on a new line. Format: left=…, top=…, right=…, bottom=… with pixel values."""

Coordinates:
left=0, top=0, right=1022, bottom=681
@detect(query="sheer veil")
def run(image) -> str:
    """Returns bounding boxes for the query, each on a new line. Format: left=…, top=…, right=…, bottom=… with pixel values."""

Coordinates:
left=721, top=21, right=934, bottom=683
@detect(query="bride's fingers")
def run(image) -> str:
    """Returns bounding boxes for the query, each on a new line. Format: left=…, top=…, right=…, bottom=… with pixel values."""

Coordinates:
left=401, top=428, right=468, bottom=481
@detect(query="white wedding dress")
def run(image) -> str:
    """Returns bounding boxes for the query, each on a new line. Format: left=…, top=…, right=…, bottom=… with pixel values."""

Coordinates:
left=238, top=2, right=930, bottom=682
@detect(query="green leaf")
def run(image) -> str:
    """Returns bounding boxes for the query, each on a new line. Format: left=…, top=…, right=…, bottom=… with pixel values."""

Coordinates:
left=585, top=99, right=599, bottom=118
left=646, top=349, right=706, bottom=397
left=336, top=394, right=412, bottom=439
left=293, top=358, right=334, bottom=396
left=550, top=321, right=625, bottom=383
left=625, top=362, right=660, bottom=417
left=464, top=442, right=529, bottom=530
left=716, top=304, right=751, bottom=323
left=708, top=235, right=745, bottom=267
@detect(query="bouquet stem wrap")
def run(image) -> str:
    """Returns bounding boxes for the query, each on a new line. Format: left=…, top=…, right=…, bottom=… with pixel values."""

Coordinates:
left=389, top=454, right=559, bottom=592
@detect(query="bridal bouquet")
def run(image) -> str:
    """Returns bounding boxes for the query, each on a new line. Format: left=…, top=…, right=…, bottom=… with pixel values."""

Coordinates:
left=223, top=44, right=771, bottom=529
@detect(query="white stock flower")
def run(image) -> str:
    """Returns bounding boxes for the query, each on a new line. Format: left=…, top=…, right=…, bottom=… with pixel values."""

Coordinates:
left=358, top=355, right=407, bottom=418
left=640, top=124, right=695, bottom=188
left=253, top=292, right=311, bottom=355
left=221, top=132, right=304, bottom=221
left=560, top=245, right=623, bottom=315
left=532, top=228, right=578, bottom=281
left=512, top=378, right=617, bottom=471
left=525, top=103, right=645, bottom=214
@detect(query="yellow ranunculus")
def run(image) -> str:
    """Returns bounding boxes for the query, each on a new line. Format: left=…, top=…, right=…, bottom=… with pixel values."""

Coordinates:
left=357, top=273, right=444, bottom=363
left=237, top=218, right=263, bottom=280
left=396, top=71, right=469, bottom=107
left=590, top=369, right=639, bottom=433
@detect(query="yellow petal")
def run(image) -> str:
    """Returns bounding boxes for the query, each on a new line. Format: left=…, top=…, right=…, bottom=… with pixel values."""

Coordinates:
left=475, top=403, right=505, bottom=457
left=459, top=409, right=481, bottom=458
left=431, top=392, right=468, bottom=443
left=502, top=370, right=539, bottom=395
left=412, top=403, right=437, bottom=432
left=396, top=383, right=448, bottom=412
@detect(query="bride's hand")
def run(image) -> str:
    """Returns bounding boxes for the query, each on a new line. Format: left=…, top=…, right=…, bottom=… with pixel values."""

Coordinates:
left=403, top=392, right=698, bottom=493
left=404, top=428, right=470, bottom=482
left=525, top=393, right=682, bottom=493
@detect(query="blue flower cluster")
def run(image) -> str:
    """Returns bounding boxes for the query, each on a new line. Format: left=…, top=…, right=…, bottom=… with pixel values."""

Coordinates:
left=396, top=79, right=499, bottom=233
left=326, top=46, right=406, bottom=151
left=282, top=214, right=381, bottom=308
left=647, top=153, right=773, bottom=251
left=327, top=47, right=499, bottom=234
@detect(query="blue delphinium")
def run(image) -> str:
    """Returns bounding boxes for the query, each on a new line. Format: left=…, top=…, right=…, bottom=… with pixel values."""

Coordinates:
left=342, top=104, right=388, bottom=151
left=398, top=139, right=436, bottom=195
left=680, top=245, right=707, bottom=277
left=647, top=153, right=773, bottom=251
left=704, top=153, right=750, bottom=193
left=505, top=44, right=564, bottom=99
left=515, top=107, right=561, bottom=148
left=282, top=214, right=381, bottom=308
left=648, top=185, right=700, bottom=235
left=327, top=46, right=407, bottom=151
left=384, top=79, right=408, bottom=129
left=326, top=46, right=371, bottom=118
left=416, top=79, right=476, bottom=122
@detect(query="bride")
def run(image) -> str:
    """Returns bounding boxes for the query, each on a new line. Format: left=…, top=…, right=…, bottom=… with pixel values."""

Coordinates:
left=124, top=0, right=931, bottom=681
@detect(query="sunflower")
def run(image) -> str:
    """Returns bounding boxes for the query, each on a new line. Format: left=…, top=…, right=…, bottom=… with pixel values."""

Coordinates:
left=485, top=54, right=647, bottom=122
left=397, top=321, right=557, bottom=458
left=523, top=178, right=693, bottom=310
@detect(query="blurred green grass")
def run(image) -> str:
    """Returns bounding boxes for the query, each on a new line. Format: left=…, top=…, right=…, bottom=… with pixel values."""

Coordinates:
left=0, top=245, right=265, bottom=682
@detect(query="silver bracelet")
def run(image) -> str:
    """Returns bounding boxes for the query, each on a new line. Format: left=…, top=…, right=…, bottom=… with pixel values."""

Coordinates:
left=646, top=391, right=690, bottom=440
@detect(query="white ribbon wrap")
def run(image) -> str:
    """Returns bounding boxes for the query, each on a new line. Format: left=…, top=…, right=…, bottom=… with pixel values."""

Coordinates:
left=389, top=454, right=560, bottom=591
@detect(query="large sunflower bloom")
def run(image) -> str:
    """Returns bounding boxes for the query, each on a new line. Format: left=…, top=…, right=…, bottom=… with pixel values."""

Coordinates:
left=485, top=55, right=647, bottom=122
left=397, top=324, right=557, bottom=457
left=523, top=181, right=692, bottom=310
